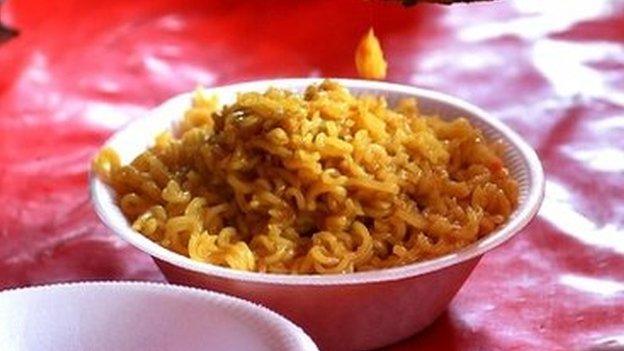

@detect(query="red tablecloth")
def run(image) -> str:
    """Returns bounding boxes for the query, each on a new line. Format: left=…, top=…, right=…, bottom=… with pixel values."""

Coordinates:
left=1, top=1, right=623, bottom=349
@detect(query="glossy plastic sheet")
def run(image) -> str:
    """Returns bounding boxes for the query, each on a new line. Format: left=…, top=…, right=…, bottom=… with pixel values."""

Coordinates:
left=0, top=0, right=622, bottom=349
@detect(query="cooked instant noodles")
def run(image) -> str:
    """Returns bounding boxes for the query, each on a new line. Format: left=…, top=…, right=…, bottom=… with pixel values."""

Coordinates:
left=93, top=80, right=518, bottom=274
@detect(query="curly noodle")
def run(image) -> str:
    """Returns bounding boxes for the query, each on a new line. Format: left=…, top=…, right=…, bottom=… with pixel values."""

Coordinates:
left=93, top=80, right=518, bottom=274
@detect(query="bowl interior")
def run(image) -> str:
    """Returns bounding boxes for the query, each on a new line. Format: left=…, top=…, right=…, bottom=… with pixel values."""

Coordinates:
left=90, top=78, right=544, bottom=286
left=0, top=282, right=317, bottom=351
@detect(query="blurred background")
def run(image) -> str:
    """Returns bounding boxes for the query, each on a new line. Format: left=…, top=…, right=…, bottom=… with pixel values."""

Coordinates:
left=0, top=0, right=623, bottom=350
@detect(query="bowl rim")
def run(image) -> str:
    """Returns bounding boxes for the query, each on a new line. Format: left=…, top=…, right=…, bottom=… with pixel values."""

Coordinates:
left=90, top=78, right=545, bottom=286
left=0, top=281, right=319, bottom=351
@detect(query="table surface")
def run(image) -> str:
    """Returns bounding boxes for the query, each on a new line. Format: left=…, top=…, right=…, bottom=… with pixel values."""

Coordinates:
left=1, top=0, right=623, bottom=350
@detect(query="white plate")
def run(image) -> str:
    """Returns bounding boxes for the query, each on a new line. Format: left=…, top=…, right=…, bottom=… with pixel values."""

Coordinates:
left=0, top=282, right=318, bottom=351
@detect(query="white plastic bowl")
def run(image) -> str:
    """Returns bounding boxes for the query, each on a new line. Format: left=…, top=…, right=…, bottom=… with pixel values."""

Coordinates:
left=90, top=79, right=545, bottom=351
left=0, top=282, right=318, bottom=351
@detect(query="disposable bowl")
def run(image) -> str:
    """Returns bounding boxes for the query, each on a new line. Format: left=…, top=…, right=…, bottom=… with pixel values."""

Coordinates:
left=90, top=79, right=545, bottom=350
left=0, top=281, right=318, bottom=351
